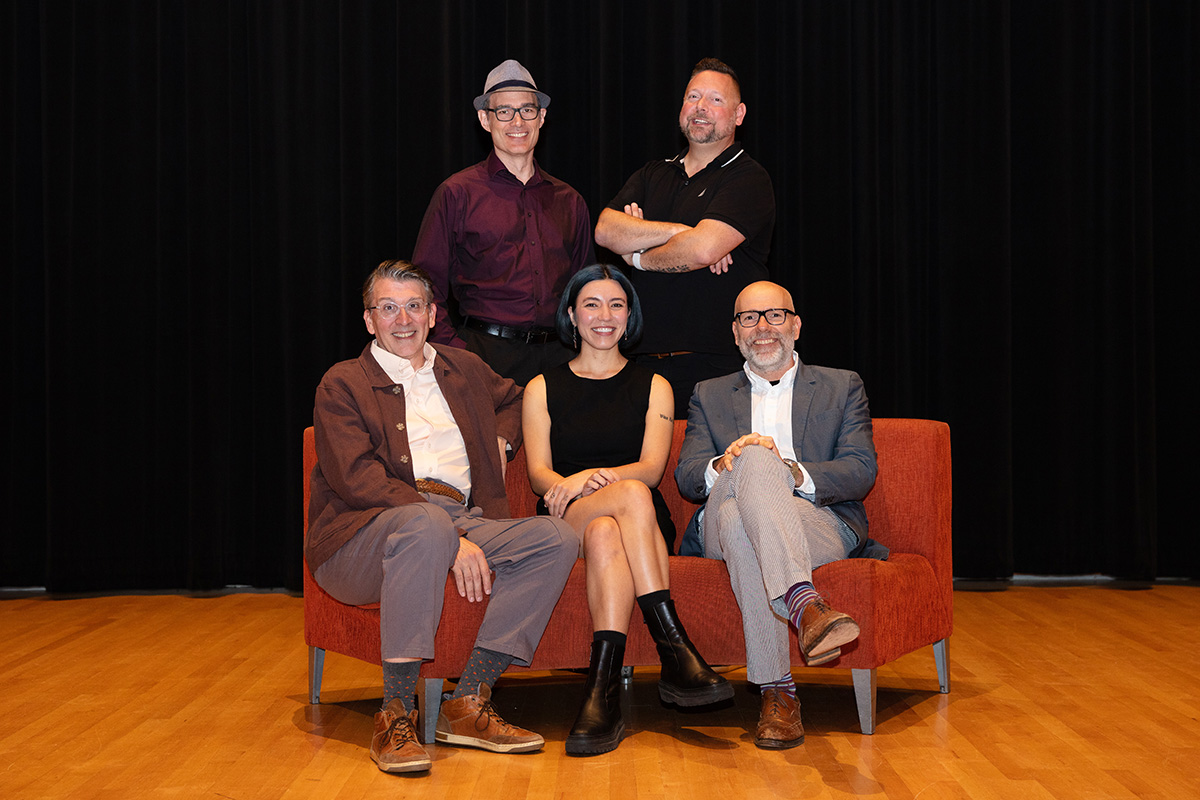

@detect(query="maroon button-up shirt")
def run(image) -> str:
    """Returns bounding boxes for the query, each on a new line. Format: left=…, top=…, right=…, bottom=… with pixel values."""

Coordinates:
left=412, top=151, right=595, bottom=347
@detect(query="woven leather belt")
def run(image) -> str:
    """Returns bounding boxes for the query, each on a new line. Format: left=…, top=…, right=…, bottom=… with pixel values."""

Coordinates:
left=415, top=479, right=465, bottom=504
left=464, top=317, right=557, bottom=345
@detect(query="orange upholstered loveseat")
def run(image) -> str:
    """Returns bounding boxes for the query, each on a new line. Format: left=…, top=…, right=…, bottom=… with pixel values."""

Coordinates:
left=303, top=418, right=952, bottom=741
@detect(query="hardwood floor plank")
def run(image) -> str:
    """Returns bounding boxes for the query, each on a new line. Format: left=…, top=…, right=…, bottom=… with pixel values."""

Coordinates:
left=2, top=586, right=1199, bottom=798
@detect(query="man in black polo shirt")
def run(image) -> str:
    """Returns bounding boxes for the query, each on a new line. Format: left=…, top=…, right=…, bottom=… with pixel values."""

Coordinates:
left=595, top=57, right=775, bottom=417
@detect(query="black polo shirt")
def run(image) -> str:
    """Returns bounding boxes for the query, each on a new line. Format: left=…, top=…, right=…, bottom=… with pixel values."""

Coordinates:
left=607, top=144, right=775, bottom=355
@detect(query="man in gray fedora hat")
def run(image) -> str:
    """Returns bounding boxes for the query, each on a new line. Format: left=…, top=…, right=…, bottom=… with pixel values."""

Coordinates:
left=413, top=59, right=594, bottom=386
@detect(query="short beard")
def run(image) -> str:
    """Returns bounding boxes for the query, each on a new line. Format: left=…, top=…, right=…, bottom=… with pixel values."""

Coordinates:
left=680, top=116, right=732, bottom=145
left=740, top=337, right=794, bottom=376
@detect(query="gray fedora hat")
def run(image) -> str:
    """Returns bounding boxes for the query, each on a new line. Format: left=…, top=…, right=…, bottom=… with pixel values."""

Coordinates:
left=473, top=59, right=551, bottom=110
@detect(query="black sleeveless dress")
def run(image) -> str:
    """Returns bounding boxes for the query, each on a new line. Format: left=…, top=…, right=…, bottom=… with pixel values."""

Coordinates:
left=538, top=360, right=675, bottom=549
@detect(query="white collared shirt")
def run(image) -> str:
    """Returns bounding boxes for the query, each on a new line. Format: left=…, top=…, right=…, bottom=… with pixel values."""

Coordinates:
left=704, top=353, right=814, bottom=494
left=371, top=340, right=472, bottom=501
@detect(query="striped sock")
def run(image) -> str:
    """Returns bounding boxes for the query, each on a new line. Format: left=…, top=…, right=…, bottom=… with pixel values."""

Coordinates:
left=760, top=675, right=797, bottom=698
left=451, top=647, right=514, bottom=698
left=382, top=659, right=421, bottom=711
left=783, top=581, right=820, bottom=629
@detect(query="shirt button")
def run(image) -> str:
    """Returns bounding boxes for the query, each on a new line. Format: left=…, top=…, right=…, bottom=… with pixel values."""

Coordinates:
left=400, top=454, right=409, bottom=463
left=392, top=386, right=402, bottom=394
left=396, top=422, right=405, bottom=431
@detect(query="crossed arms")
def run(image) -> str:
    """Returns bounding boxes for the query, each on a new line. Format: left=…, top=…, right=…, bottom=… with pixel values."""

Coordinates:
left=595, top=203, right=744, bottom=275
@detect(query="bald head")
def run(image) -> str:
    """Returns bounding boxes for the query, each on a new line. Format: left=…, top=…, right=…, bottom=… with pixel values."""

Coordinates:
left=732, top=281, right=801, bottom=380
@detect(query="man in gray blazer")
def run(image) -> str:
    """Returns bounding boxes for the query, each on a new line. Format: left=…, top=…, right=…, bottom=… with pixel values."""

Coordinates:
left=675, top=280, right=880, bottom=749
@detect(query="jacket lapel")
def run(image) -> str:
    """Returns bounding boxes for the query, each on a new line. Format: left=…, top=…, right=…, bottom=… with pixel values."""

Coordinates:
left=791, top=361, right=817, bottom=458
left=729, top=372, right=753, bottom=444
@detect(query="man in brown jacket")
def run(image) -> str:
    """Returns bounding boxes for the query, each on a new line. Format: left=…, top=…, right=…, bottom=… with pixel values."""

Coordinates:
left=306, top=260, right=579, bottom=774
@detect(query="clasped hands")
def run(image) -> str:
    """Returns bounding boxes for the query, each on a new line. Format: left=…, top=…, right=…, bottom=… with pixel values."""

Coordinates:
left=543, top=467, right=620, bottom=518
left=619, top=203, right=732, bottom=275
left=713, top=432, right=780, bottom=474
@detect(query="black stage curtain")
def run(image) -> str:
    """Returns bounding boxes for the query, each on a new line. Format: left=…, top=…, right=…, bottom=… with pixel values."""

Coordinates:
left=3, top=1, right=1196, bottom=591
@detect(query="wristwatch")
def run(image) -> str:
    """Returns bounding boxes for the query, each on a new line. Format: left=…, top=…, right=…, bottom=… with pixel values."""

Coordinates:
left=782, top=458, right=802, bottom=487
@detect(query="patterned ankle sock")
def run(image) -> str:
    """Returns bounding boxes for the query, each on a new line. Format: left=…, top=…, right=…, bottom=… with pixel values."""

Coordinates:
left=760, top=675, right=797, bottom=699
left=382, top=660, right=421, bottom=711
left=783, top=581, right=820, bottom=629
left=451, top=647, right=515, bottom=699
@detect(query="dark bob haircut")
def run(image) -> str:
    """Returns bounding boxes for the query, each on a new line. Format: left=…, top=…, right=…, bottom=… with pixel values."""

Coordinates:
left=555, top=264, right=644, bottom=353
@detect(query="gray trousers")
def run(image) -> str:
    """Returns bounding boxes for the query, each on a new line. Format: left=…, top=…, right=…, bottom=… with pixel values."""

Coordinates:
left=704, top=445, right=857, bottom=684
left=314, top=493, right=580, bottom=665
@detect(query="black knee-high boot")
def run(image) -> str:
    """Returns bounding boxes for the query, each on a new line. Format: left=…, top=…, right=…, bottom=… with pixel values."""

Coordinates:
left=565, top=639, right=626, bottom=755
left=643, top=598, right=735, bottom=706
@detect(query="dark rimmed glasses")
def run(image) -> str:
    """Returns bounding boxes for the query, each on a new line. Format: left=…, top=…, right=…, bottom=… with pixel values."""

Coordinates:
left=734, top=308, right=795, bottom=327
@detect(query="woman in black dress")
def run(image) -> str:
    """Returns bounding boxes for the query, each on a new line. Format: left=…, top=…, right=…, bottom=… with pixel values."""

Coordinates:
left=523, top=264, right=731, bottom=755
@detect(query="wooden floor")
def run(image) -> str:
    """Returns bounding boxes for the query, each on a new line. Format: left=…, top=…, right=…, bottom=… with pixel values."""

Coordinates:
left=2, top=584, right=1198, bottom=799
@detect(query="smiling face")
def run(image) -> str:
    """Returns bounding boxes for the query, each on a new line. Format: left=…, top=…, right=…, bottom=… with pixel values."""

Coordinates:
left=568, top=279, right=629, bottom=352
left=363, top=277, right=436, bottom=368
left=733, top=281, right=801, bottom=380
left=678, top=70, right=745, bottom=147
left=478, top=90, right=545, bottom=160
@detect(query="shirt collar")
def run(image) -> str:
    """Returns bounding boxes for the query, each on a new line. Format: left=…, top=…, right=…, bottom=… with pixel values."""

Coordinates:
left=371, top=339, right=437, bottom=384
left=743, top=353, right=798, bottom=392
left=486, top=149, right=545, bottom=185
left=667, top=143, right=746, bottom=173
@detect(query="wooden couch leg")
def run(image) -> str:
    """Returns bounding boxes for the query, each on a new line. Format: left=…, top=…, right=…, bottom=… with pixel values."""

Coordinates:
left=852, top=668, right=876, bottom=735
left=417, top=678, right=444, bottom=745
left=934, top=638, right=951, bottom=693
left=308, top=646, right=325, bottom=704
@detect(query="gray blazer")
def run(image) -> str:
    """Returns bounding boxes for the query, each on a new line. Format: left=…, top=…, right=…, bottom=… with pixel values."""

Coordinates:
left=674, top=361, right=879, bottom=556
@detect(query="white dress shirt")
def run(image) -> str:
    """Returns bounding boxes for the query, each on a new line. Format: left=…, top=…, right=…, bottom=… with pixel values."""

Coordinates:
left=371, top=340, right=472, bottom=500
left=704, top=354, right=815, bottom=495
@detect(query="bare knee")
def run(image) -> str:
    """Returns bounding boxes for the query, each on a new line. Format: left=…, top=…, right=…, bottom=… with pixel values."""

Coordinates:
left=607, top=478, right=655, bottom=518
left=584, top=516, right=626, bottom=564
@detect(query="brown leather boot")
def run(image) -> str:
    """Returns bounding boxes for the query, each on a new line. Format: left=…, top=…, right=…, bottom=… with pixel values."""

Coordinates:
left=435, top=682, right=544, bottom=753
left=370, top=699, right=432, bottom=772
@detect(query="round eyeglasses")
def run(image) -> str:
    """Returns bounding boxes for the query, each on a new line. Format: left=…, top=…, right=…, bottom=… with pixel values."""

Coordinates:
left=368, top=301, right=429, bottom=320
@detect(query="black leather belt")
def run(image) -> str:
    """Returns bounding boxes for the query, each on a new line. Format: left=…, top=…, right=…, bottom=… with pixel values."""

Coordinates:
left=415, top=479, right=465, bottom=504
left=464, top=317, right=557, bottom=345
left=641, top=350, right=694, bottom=359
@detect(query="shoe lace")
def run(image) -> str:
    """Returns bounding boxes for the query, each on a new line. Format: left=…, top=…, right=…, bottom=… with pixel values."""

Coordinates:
left=386, top=712, right=418, bottom=747
left=764, top=690, right=788, bottom=715
left=473, top=697, right=512, bottom=733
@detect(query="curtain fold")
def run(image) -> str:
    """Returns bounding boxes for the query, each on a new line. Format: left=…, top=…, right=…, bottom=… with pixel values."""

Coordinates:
left=2, top=0, right=1194, bottom=590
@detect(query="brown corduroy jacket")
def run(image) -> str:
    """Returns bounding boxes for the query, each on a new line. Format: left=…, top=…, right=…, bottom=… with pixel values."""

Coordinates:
left=305, top=343, right=522, bottom=571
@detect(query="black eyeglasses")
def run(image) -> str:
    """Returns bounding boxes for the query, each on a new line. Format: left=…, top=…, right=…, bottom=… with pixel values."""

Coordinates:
left=484, top=105, right=541, bottom=121
left=734, top=308, right=795, bottom=327
left=367, top=300, right=429, bottom=320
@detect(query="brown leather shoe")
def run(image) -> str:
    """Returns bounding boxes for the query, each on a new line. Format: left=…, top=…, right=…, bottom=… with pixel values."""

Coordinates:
left=800, top=597, right=860, bottom=665
left=370, top=699, right=432, bottom=773
left=756, top=688, right=804, bottom=749
left=435, top=682, right=544, bottom=753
